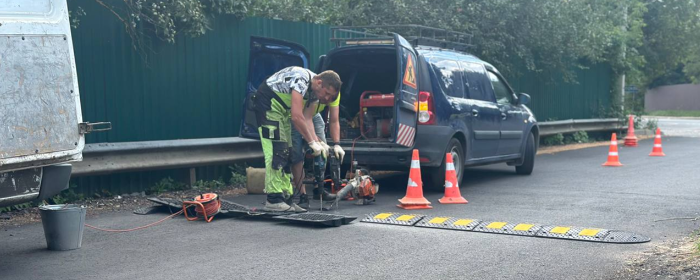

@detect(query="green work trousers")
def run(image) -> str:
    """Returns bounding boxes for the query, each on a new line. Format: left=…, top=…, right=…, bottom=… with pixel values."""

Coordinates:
left=257, top=98, right=294, bottom=197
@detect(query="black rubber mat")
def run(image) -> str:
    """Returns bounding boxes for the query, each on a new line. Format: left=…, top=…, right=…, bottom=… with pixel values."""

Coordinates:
left=133, top=206, right=161, bottom=215
left=272, top=213, right=352, bottom=227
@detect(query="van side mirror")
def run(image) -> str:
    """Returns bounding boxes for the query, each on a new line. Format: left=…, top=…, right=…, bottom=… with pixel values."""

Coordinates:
left=517, top=93, right=530, bottom=106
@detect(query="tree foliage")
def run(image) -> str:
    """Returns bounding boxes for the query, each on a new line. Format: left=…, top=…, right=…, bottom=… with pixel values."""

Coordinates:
left=83, top=0, right=700, bottom=87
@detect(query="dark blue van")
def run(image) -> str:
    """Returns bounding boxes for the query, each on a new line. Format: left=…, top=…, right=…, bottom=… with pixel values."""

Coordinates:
left=241, top=29, right=538, bottom=190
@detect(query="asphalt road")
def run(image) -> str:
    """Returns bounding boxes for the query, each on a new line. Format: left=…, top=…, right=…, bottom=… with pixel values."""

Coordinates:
left=649, top=116, right=700, bottom=137
left=2, top=132, right=699, bottom=279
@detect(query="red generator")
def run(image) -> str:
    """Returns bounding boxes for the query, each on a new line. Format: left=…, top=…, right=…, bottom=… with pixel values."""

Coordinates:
left=359, top=91, right=394, bottom=140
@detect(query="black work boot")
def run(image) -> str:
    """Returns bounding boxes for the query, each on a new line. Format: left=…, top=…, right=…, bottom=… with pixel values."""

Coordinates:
left=297, top=194, right=310, bottom=209
left=313, top=188, right=337, bottom=200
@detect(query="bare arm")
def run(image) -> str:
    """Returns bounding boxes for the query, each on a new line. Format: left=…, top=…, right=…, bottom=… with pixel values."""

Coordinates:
left=303, top=101, right=320, bottom=142
left=329, top=106, right=340, bottom=144
left=291, top=91, right=316, bottom=143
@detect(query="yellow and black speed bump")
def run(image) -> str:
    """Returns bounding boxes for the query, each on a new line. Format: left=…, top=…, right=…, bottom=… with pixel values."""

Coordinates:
left=473, top=221, right=543, bottom=237
left=361, top=212, right=425, bottom=226
left=415, top=216, right=482, bottom=231
left=360, top=213, right=650, bottom=244
left=536, top=225, right=609, bottom=241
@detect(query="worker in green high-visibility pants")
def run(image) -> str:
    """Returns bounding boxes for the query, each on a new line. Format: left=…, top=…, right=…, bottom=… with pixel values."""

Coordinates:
left=252, top=66, right=342, bottom=212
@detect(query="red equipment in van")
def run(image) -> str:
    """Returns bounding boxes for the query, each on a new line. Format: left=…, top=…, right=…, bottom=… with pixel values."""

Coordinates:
left=359, top=91, right=394, bottom=139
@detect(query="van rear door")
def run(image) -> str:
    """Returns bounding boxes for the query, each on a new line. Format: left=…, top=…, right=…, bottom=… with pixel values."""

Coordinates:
left=0, top=0, right=85, bottom=171
left=393, top=34, right=419, bottom=147
left=240, top=37, right=311, bottom=139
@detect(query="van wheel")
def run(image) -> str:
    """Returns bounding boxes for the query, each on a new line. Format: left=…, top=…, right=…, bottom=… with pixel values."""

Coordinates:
left=515, top=133, right=536, bottom=175
left=424, top=138, right=464, bottom=191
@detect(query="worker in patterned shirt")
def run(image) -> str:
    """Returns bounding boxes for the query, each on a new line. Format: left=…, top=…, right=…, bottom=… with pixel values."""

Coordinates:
left=252, top=66, right=341, bottom=212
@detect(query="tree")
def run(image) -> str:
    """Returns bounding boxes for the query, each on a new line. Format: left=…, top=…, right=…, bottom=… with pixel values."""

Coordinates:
left=79, top=0, right=700, bottom=86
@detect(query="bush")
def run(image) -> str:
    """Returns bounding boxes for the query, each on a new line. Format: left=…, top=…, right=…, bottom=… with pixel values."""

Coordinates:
left=572, top=131, right=590, bottom=143
left=194, top=178, right=226, bottom=190
left=147, top=177, right=188, bottom=195
left=229, top=164, right=247, bottom=187
left=645, top=118, right=659, bottom=131
left=543, top=133, right=565, bottom=146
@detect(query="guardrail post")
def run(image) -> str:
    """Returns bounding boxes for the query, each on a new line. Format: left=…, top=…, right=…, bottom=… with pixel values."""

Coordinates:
left=189, top=168, right=196, bottom=187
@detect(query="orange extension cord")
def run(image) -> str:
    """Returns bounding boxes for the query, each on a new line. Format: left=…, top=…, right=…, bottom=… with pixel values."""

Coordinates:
left=84, top=193, right=221, bottom=232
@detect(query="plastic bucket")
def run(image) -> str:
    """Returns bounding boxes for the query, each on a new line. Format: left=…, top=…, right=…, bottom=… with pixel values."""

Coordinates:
left=39, top=204, right=87, bottom=251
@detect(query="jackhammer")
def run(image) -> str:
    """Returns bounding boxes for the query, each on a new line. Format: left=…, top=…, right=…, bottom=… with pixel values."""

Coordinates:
left=303, top=148, right=378, bottom=210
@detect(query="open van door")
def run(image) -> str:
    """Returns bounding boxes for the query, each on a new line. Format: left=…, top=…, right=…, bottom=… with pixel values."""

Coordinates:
left=1, top=0, right=110, bottom=207
left=393, top=34, right=419, bottom=147
left=240, top=37, right=311, bottom=139
left=0, top=0, right=88, bottom=171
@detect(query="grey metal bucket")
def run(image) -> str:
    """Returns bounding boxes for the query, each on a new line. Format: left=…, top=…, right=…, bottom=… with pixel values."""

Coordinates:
left=39, top=204, right=87, bottom=251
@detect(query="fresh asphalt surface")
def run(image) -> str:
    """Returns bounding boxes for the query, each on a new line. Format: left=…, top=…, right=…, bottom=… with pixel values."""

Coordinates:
left=2, top=135, right=699, bottom=279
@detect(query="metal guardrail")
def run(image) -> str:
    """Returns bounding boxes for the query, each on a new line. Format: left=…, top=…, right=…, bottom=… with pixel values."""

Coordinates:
left=71, top=119, right=625, bottom=176
left=538, top=118, right=625, bottom=136
left=71, top=137, right=262, bottom=176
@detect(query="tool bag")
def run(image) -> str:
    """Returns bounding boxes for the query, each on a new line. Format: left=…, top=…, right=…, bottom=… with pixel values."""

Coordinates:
left=243, top=91, right=259, bottom=128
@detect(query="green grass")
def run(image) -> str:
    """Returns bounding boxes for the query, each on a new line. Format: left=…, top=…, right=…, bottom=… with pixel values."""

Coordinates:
left=647, top=110, right=700, bottom=117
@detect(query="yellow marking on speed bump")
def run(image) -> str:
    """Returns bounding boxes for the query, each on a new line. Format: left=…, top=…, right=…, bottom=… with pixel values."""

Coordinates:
left=428, top=217, right=449, bottom=224
left=550, top=227, right=571, bottom=234
left=513, top=224, right=534, bottom=231
left=396, top=215, right=415, bottom=221
left=486, top=222, right=507, bottom=229
left=453, top=219, right=473, bottom=226
left=374, top=213, right=392, bottom=220
left=579, top=229, right=602, bottom=236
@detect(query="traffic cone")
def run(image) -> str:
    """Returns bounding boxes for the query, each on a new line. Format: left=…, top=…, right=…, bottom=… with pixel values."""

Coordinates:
left=439, top=153, right=468, bottom=204
left=603, top=133, right=623, bottom=167
left=649, top=128, right=666, bottom=157
left=397, top=149, right=432, bottom=210
left=624, top=115, right=638, bottom=147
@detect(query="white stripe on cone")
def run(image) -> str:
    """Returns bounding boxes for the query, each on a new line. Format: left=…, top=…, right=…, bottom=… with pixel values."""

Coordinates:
left=446, top=163, right=455, bottom=171
left=656, top=135, right=661, bottom=138
left=611, top=141, right=618, bottom=145
left=411, top=160, right=420, bottom=169
left=609, top=152, right=619, bottom=156
left=445, top=180, right=454, bottom=188
left=654, top=144, right=662, bottom=148
left=408, top=178, right=418, bottom=187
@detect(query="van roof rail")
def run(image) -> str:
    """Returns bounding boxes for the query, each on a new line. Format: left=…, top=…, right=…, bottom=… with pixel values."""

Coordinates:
left=330, top=25, right=474, bottom=52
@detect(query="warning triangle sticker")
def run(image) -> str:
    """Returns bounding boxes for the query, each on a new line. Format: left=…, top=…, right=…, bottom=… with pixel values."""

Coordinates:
left=403, top=53, right=417, bottom=89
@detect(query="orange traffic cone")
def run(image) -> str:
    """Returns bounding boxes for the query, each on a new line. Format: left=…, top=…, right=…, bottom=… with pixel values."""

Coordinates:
left=397, top=149, right=432, bottom=210
left=603, top=133, right=623, bottom=167
left=649, top=128, right=666, bottom=157
left=438, top=153, right=468, bottom=204
left=624, top=115, right=638, bottom=147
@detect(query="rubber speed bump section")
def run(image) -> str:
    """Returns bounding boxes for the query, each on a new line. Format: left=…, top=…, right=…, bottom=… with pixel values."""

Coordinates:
left=361, top=212, right=425, bottom=226
left=473, top=221, right=542, bottom=236
left=603, top=231, right=651, bottom=244
left=536, top=225, right=610, bottom=242
left=147, top=197, right=183, bottom=209
left=415, top=216, right=481, bottom=231
left=273, top=213, right=350, bottom=227
left=133, top=206, right=161, bottom=215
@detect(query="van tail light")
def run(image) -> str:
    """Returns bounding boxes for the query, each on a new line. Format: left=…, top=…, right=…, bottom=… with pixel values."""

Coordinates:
left=418, top=91, right=435, bottom=125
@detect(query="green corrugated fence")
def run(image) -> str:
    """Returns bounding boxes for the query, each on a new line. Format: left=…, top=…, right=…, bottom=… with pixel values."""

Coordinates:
left=68, top=0, right=612, bottom=195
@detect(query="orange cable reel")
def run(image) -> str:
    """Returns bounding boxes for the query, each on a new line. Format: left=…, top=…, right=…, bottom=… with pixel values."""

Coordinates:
left=182, top=193, right=221, bottom=223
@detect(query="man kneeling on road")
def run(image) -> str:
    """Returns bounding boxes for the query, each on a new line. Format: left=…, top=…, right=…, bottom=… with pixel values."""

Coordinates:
left=291, top=90, right=345, bottom=209
left=253, top=66, right=341, bottom=212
